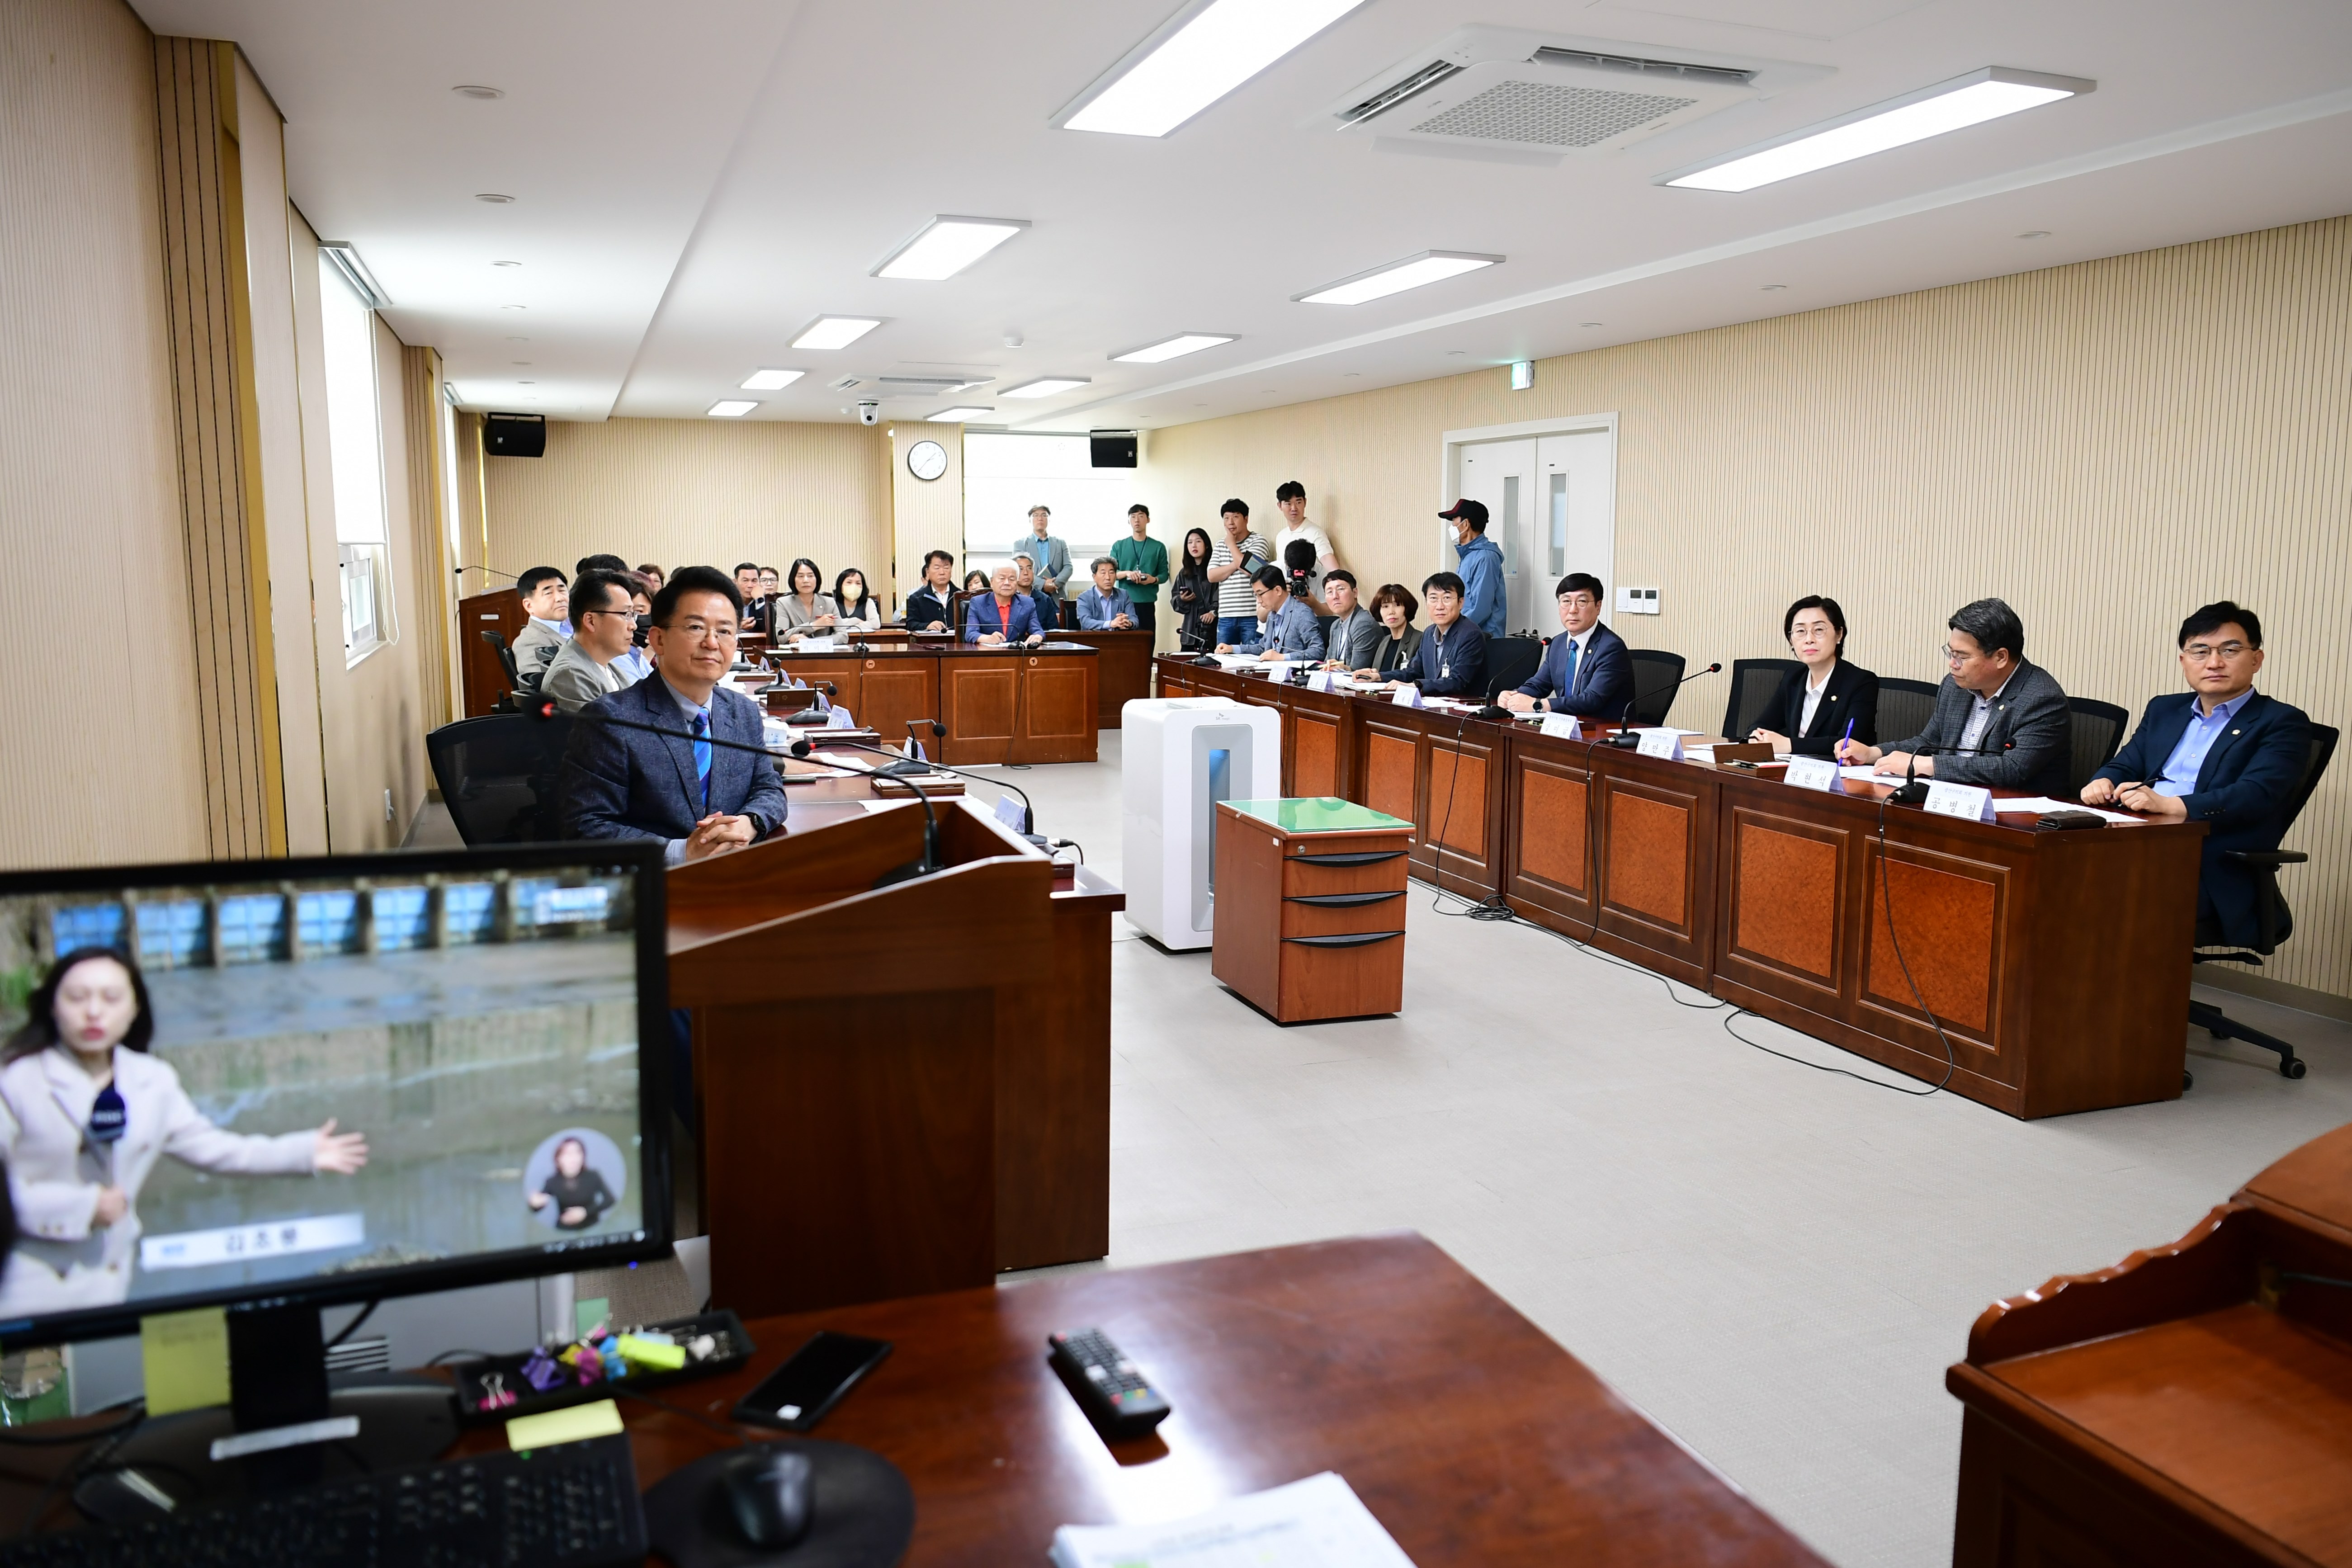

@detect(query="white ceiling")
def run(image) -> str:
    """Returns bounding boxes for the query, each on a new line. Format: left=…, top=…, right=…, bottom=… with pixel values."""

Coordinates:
left=135, top=0, right=2352, bottom=430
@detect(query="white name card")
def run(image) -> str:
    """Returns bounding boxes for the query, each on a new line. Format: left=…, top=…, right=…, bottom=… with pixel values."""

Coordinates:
left=1306, top=668, right=1336, bottom=693
left=1923, top=781, right=1997, bottom=822
left=1390, top=684, right=1423, bottom=708
left=825, top=705, right=857, bottom=729
left=1633, top=728, right=1684, bottom=761
left=1782, top=756, right=1840, bottom=792
left=1538, top=712, right=1582, bottom=741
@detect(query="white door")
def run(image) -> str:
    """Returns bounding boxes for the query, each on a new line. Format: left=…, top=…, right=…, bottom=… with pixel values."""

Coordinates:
left=1535, top=430, right=1614, bottom=618
left=1453, top=438, right=1536, bottom=633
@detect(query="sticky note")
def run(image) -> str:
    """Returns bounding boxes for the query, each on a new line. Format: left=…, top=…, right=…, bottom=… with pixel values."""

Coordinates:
left=506, top=1397, right=624, bottom=1452
left=617, top=1334, right=686, bottom=1373
left=574, top=1297, right=610, bottom=1340
left=140, top=1307, right=230, bottom=1416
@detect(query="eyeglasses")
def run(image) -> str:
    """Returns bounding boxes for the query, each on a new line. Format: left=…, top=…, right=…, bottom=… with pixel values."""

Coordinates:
left=1940, top=645, right=1974, bottom=666
left=662, top=619, right=738, bottom=642
left=2182, top=642, right=2251, bottom=661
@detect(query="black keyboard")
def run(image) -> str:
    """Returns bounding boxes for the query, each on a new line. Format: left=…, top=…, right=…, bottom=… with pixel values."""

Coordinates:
left=0, top=1434, right=645, bottom=1568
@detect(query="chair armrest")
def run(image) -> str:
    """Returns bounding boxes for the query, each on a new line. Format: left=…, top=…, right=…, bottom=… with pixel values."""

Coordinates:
left=2221, top=850, right=2308, bottom=867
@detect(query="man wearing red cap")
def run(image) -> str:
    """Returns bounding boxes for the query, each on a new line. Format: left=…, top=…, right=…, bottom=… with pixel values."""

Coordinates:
left=1440, top=499, right=1507, bottom=640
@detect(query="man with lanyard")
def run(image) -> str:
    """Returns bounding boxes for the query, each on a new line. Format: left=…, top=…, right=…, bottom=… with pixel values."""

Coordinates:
left=1366, top=571, right=1487, bottom=697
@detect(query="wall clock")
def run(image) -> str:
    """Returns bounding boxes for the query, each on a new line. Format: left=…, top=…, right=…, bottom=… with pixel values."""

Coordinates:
left=906, top=439, right=948, bottom=482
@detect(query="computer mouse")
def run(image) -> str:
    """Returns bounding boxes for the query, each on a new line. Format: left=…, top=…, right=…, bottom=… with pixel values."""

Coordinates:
left=723, top=1445, right=814, bottom=1550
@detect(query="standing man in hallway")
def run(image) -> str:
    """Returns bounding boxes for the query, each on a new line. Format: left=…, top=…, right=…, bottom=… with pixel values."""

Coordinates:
left=1016, top=505, right=1072, bottom=631
left=1271, top=481, right=1337, bottom=603
left=1441, top=500, right=1507, bottom=640
left=1111, top=504, right=1167, bottom=635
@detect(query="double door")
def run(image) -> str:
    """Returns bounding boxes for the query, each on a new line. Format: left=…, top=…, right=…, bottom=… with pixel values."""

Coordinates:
left=1453, top=430, right=1614, bottom=636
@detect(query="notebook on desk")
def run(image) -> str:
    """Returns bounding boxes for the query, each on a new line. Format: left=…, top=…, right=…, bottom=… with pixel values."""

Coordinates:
left=1049, top=1472, right=1416, bottom=1568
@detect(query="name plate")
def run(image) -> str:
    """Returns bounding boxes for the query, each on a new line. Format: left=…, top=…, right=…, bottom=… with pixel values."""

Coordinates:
left=1922, top=781, right=1997, bottom=822
left=1306, top=668, right=1336, bottom=693
left=1782, top=756, right=1839, bottom=792
left=1633, top=728, right=1683, bottom=761
left=1538, top=712, right=1582, bottom=740
left=1390, top=684, right=1423, bottom=708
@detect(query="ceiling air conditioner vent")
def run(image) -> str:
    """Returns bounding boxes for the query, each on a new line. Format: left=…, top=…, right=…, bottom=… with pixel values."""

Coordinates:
left=1411, top=80, right=1701, bottom=150
left=831, top=377, right=864, bottom=392
left=877, top=375, right=984, bottom=397
left=1530, top=47, right=1755, bottom=89
left=1336, top=58, right=1463, bottom=127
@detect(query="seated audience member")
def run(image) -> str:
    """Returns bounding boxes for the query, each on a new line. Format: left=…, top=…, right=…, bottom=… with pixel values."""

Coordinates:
left=759, top=565, right=781, bottom=603
left=1364, top=583, right=1422, bottom=675
left=635, top=563, right=665, bottom=591
left=1839, top=597, right=2069, bottom=793
left=1361, top=572, right=1485, bottom=695
left=1221, top=567, right=1322, bottom=660
left=965, top=563, right=1044, bottom=645
left=735, top=562, right=770, bottom=635
left=1169, top=528, right=1218, bottom=650
left=1111, top=505, right=1167, bottom=633
left=1750, top=595, right=1879, bottom=755
left=833, top=567, right=882, bottom=630
left=2086, top=602, right=2310, bottom=948
left=561, top=565, right=786, bottom=864
left=576, top=553, right=630, bottom=576
left=774, top=557, right=839, bottom=640
left=1011, top=552, right=1060, bottom=634
left=1501, top=573, right=1633, bottom=719
left=906, top=550, right=960, bottom=632
left=542, top=569, right=640, bottom=712
left=1077, top=558, right=1137, bottom=630
left=510, top=566, right=570, bottom=681
left=962, top=569, right=990, bottom=595
left=614, top=581, right=654, bottom=684
left=1319, top=571, right=1381, bottom=670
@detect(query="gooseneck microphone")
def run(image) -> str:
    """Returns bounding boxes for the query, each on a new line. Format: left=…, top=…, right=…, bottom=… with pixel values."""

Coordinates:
left=1601, top=662, right=1722, bottom=746
left=785, top=737, right=942, bottom=887
left=456, top=564, right=524, bottom=582
left=1881, top=737, right=2015, bottom=806
left=890, top=721, right=1040, bottom=838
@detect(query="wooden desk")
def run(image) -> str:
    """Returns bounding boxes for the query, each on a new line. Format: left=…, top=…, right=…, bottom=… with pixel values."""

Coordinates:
left=1213, top=798, right=1413, bottom=1022
left=459, top=1233, right=1828, bottom=1567
left=765, top=644, right=1099, bottom=765
left=1948, top=1122, right=2352, bottom=1566
left=1058, top=628, right=1155, bottom=727
left=1158, top=656, right=2207, bottom=1118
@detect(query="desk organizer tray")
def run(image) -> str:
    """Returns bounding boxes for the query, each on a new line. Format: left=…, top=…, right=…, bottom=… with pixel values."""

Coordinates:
left=451, top=1309, right=756, bottom=1426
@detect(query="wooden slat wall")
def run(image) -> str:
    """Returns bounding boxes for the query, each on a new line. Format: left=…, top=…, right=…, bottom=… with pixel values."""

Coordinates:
left=401, top=344, right=455, bottom=731
left=481, top=416, right=893, bottom=589
left=1145, top=216, right=2352, bottom=1001
left=151, top=36, right=281, bottom=857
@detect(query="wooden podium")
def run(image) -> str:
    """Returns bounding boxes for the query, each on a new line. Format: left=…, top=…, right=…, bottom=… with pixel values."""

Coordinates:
left=666, top=799, right=1117, bottom=1317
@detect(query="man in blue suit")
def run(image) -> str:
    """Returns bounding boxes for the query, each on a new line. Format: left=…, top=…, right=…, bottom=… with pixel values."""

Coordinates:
left=2084, top=601, right=2310, bottom=949
left=964, top=562, right=1045, bottom=643
left=562, top=565, right=787, bottom=865
left=1498, top=573, right=1633, bottom=720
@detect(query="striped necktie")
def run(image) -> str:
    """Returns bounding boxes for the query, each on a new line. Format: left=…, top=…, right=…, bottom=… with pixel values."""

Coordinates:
left=691, top=712, right=711, bottom=809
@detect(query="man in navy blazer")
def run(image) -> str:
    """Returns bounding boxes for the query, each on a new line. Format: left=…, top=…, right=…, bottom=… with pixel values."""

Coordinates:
left=562, top=566, right=787, bottom=864
left=964, top=562, right=1046, bottom=643
left=1497, top=573, right=1633, bottom=720
left=2085, top=601, right=2310, bottom=950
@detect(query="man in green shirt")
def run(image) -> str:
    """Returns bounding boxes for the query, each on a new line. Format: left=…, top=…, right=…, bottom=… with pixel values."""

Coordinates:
left=1109, top=504, right=1169, bottom=634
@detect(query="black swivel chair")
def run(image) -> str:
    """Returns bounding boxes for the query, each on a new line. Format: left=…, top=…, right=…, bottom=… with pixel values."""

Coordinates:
left=479, top=629, right=525, bottom=713
left=1483, top=637, right=1545, bottom=703
left=1721, top=659, right=1804, bottom=742
left=1625, top=650, right=1688, bottom=728
left=2188, top=723, right=2338, bottom=1081
left=2064, top=697, right=2130, bottom=796
left=1875, top=677, right=1941, bottom=748
left=424, top=712, right=577, bottom=845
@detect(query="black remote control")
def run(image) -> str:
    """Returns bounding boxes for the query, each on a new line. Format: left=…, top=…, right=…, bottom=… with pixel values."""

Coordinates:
left=1047, top=1327, right=1171, bottom=1441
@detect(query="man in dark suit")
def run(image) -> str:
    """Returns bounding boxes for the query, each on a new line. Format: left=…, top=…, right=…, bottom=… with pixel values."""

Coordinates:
left=1839, top=597, right=2071, bottom=795
left=1497, top=572, right=1633, bottom=720
left=905, top=549, right=959, bottom=632
left=2085, top=601, right=2310, bottom=949
left=964, top=562, right=1045, bottom=643
left=1373, top=571, right=1486, bottom=697
left=562, top=565, right=787, bottom=864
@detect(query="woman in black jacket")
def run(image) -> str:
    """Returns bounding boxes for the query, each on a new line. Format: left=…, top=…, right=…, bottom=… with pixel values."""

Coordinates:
left=1749, top=595, right=1878, bottom=757
left=1168, top=528, right=1217, bottom=650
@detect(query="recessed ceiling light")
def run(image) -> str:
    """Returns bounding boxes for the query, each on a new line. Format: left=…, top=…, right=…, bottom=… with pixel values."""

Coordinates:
left=474, top=193, right=515, bottom=204
left=928, top=406, right=996, bottom=421
left=1001, top=378, right=1090, bottom=399
left=873, top=217, right=1029, bottom=281
left=791, top=316, right=883, bottom=350
left=492, top=260, right=521, bottom=268
left=1111, top=332, right=1237, bottom=364
left=1295, top=251, right=1501, bottom=306
left=708, top=400, right=758, bottom=418
left=1661, top=67, right=2094, bottom=193
left=1761, top=283, right=1787, bottom=291
left=1059, top=0, right=1373, bottom=138
left=453, top=85, right=504, bottom=99
left=740, top=368, right=805, bottom=391
left=2018, top=229, right=2051, bottom=238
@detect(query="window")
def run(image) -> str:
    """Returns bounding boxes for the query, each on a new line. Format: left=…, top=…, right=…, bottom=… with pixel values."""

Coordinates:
left=962, top=432, right=1139, bottom=576
left=320, top=252, right=395, bottom=663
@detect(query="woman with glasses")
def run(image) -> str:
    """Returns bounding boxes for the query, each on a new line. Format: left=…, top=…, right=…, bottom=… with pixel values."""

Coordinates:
left=0, top=947, right=370, bottom=1313
left=1748, top=595, right=1879, bottom=756
left=773, top=557, right=838, bottom=642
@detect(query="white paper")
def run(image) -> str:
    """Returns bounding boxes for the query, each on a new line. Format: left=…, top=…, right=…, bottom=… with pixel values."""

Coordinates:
left=1633, top=727, right=1684, bottom=760
left=1783, top=756, right=1840, bottom=792
left=1389, top=684, right=1422, bottom=708
left=810, top=751, right=873, bottom=771
left=1990, top=795, right=2141, bottom=824
left=1840, top=765, right=1887, bottom=780
left=1049, top=1472, right=1417, bottom=1568
left=1538, top=712, right=1582, bottom=740
left=1922, top=781, right=1996, bottom=822
left=995, top=793, right=1028, bottom=833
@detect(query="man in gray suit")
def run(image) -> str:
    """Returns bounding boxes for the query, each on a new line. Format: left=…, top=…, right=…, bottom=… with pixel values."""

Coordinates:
left=1319, top=571, right=1381, bottom=669
left=1840, top=597, right=2070, bottom=795
left=542, top=570, right=639, bottom=713
left=508, top=566, right=570, bottom=685
left=561, top=566, right=786, bottom=864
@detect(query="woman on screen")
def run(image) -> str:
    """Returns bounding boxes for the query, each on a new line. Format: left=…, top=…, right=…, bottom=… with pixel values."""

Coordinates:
left=0, top=948, right=370, bottom=1313
left=527, top=1136, right=616, bottom=1231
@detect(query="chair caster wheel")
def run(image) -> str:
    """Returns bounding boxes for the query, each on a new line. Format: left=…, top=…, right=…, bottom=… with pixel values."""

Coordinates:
left=2282, top=1058, right=2307, bottom=1080
left=2182, top=1070, right=2194, bottom=1091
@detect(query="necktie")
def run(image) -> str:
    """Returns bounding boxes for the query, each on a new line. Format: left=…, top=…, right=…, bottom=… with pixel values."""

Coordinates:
left=691, top=712, right=711, bottom=810
left=1562, top=638, right=1580, bottom=697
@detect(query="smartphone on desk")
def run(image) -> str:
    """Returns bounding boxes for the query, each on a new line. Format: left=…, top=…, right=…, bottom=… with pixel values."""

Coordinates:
left=731, top=1332, right=893, bottom=1432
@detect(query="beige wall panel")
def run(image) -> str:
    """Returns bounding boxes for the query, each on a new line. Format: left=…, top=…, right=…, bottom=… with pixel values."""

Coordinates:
left=482, top=417, right=892, bottom=591
left=0, top=0, right=210, bottom=869
left=889, top=421, right=963, bottom=619
left=401, top=345, right=455, bottom=731
left=1146, top=216, right=2352, bottom=1000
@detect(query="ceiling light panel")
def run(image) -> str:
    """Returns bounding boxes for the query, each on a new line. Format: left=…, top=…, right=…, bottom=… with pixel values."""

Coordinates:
left=1060, top=0, right=1373, bottom=138
left=1001, top=378, right=1091, bottom=399
left=1295, top=251, right=1501, bottom=305
left=873, top=217, right=1029, bottom=280
left=792, top=316, right=883, bottom=350
left=740, top=368, right=804, bottom=390
left=1662, top=67, right=2093, bottom=193
left=1112, top=333, right=1237, bottom=364
left=928, top=406, right=997, bottom=422
left=708, top=400, right=758, bottom=417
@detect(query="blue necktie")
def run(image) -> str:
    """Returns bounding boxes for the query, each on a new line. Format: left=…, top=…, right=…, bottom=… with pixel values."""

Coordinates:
left=691, top=712, right=711, bottom=810
left=1561, top=638, right=1579, bottom=698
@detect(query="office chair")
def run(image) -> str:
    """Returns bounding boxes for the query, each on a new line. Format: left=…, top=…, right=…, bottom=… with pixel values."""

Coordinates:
left=2064, top=697, right=2130, bottom=796
left=1625, top=649, right=1688, bottom=727
left=479, top=628, right=525, bottom=712
left=1875, top=677, right=1940, bottom=747
left=425, top=712, right=577, bottom=845
left=1721, top=659, right=1804, bottom=742
left=1484, top=636, right=1545, bottom=701
left=2189, top=722, right=2337, bottom=1080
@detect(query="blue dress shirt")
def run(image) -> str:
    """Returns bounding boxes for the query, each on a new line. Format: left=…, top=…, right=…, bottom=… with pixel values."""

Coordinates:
left=2153, top=690, right=2254, bottom=796
left=660, top=677, right=713, bottom=867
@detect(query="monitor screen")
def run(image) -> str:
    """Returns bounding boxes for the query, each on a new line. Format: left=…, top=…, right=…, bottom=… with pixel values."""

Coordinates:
left=0, top=844, right=671, bottom=1342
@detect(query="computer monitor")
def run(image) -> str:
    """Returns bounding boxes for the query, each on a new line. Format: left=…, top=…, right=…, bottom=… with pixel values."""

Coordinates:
left=0, top=842, right=673, bottom=1351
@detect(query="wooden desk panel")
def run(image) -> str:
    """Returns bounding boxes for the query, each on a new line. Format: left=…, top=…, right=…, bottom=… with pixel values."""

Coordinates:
left=1060, top=628, right=1153, bottom=727
left=940, top=657, right=1016, bottom=761
left=853, top=656, right=937, bottom=745
left=1016, top=653, right=1098, bottom=764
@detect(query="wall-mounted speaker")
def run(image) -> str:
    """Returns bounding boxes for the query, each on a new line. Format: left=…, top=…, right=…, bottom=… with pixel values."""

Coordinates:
left=1089, top=429, right=1138, bottom=469
left=484, top=412, right=547, bottom=458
